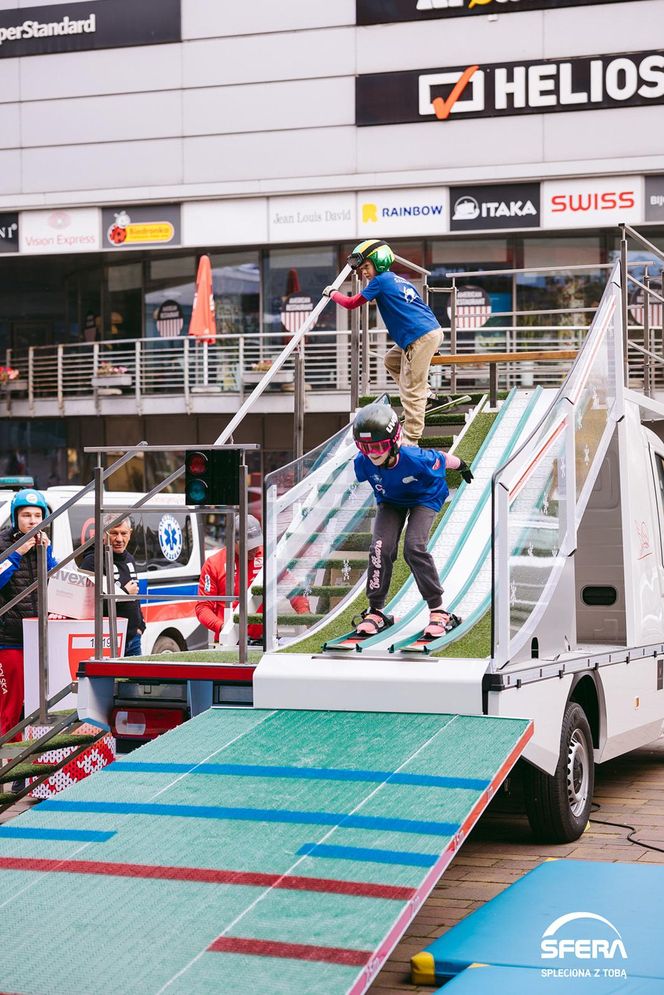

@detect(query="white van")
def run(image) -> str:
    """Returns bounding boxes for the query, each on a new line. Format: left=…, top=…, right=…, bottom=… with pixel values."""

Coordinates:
left=0, top=486, right=207, bottom=655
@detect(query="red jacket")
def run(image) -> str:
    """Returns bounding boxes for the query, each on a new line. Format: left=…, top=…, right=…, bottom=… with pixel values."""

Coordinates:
left=195, top=545, right=310, bottom=641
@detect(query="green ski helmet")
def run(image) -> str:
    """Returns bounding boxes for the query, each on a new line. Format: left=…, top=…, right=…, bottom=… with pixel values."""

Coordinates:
left=347, top=239, right=395, bottom=274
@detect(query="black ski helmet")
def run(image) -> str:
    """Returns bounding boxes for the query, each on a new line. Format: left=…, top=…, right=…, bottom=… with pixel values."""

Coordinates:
left=352, top=403, right=402, bottom=458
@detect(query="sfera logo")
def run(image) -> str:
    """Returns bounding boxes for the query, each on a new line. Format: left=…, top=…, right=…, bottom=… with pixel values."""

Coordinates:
left=551, top=190, right=635, bottom=213
left=541, top=912, right=628, bottom=960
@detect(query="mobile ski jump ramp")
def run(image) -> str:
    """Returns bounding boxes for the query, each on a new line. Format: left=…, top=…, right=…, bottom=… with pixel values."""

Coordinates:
left=6, top=258, right=664, bottom=995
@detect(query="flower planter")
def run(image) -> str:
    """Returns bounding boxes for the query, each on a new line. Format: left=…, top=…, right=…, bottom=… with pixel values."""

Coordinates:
left=244, top=370, right=293, bottom=385
left=3, top=378, right=27, bottom=392
left=91, top=374, right=132, bottom=389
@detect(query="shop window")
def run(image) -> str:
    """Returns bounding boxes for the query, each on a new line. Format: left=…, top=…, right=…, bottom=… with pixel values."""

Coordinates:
left=522, top=236, right=601, bottom=268
left=429, top=238, right=514, bottom=348
left=106, top=262, right=143, bottom=342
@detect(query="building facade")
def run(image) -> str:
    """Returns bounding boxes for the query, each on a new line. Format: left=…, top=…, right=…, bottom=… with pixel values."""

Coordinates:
left=0, top=0, right=662, bottom=485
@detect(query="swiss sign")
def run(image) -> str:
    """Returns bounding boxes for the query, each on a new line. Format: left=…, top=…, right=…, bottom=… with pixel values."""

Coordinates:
left=356, top=52, right=664, bottom=126
left=541, top=176, right=642, bottom=228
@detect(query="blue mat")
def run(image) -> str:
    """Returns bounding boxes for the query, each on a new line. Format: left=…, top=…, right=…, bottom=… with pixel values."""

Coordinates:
left=437, top=965, right=662, bottom=994
left=413, top=860, right=664, bottom=985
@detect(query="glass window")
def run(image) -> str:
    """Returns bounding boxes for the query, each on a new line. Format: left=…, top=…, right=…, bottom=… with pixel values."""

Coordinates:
left=211, top=251, right=260, bottom=338
left=145, top=254, right=196, bottom=341
left=69, top=508, right=193, bottom=571
left=429, top=238, right=514, bottom=347
left=522, top=236, right=601, bottom=268
left=264, top=246, right=336, bottom=340
left=106, top=261, right=143, bottom=342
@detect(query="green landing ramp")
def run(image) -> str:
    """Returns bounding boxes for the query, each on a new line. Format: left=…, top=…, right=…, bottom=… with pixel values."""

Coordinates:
left=0, top=708, right=532, bottom=995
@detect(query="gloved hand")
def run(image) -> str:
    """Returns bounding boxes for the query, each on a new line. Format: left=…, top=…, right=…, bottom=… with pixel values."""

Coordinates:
left=322, top=285, right=336, bottom=298
left=459, top=459, right=474, bottom=484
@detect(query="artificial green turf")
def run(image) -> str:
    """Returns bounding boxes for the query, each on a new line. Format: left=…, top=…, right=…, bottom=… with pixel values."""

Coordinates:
left=433, top=608, right=492, bottom=659
left=283, top=408, right=497, bottom=656
left=133, top=649, right=264, bottom=664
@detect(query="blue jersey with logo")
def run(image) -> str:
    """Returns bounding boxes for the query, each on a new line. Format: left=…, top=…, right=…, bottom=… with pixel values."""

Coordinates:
left=361, top=271, right=440, bottom=349
left=354, top=446, right=449, bottom=512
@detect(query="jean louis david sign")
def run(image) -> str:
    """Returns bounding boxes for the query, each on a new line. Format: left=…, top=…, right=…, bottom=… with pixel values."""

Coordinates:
left=268, top=194, right=355, bottom=242
left=0, top=0, right=180, bottom=59
left=356, top=52, right=664, bottom=126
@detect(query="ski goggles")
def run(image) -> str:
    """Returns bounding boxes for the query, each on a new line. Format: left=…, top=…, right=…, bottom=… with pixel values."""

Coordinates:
left=354, top=424, right=400, bottom=457
left=347, top=240, right=387, bottom=270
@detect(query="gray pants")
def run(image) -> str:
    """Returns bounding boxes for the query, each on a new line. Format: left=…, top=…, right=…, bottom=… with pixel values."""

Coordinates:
left=367, top=502, right=443, bottom=611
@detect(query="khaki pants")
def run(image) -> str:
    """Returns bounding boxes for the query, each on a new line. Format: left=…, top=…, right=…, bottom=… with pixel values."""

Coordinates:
left=384, top=327, right=444, bottom=445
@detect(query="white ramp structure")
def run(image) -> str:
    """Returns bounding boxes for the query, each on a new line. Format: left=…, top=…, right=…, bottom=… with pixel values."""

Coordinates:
left=255, top=254, right=664, bottom=842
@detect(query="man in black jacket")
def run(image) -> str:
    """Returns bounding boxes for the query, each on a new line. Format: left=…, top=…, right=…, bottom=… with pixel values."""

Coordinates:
left=80, top=515, right=145, bottom=657
left=0, top=488, right=58, bottom=737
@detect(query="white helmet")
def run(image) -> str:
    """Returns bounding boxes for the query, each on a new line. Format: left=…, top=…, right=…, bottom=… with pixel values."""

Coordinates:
left=234, top=513, right=262, bottom=551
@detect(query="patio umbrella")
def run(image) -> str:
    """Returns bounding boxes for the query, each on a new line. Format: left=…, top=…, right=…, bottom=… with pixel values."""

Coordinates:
left=189, top=254, right=216, bottom=344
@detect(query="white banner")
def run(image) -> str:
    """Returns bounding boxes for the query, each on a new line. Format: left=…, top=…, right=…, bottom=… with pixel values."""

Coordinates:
left=357, top=187, right=448, bottom=236
left=541, top=176, right=643, bottom=229
left=19, top=207, right=100, bottom=254
left=268, top=192, right=355, bottom=242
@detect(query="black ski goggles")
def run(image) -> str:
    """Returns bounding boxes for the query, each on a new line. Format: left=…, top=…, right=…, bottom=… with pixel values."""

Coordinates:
left=347, top=240, right=387, bottom=270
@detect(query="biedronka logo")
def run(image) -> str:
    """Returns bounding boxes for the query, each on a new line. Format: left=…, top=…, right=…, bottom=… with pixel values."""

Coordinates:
left=540, top=912, right=628, bottom=981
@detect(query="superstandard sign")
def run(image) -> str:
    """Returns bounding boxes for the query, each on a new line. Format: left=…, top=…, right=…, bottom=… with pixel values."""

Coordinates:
left=356, top=51, right=664, bottom=125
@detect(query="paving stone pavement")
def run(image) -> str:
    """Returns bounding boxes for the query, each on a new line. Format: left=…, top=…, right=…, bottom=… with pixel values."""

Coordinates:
left=370, top=737, right=664, bottom=993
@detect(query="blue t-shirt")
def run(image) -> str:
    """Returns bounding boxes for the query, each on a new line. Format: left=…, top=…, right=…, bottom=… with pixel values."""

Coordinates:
left=354, top=446, right=449, bottom=512
left=361, top=271, right=440, bottom=349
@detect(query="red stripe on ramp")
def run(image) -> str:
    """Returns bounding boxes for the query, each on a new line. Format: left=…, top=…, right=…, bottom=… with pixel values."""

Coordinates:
left=208, top=936, right=371, bottom=966
left=0, top=857, right=414, bottom=901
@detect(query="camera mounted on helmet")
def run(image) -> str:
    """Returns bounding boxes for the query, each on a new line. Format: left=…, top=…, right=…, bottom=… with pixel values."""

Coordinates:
left=347, top=239, right=395, bottom=274
left=352, top=403, right=402, bottom=462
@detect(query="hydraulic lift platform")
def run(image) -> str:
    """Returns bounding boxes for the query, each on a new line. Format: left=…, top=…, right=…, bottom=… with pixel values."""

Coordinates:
left=0, top=707, right=530, bottom=995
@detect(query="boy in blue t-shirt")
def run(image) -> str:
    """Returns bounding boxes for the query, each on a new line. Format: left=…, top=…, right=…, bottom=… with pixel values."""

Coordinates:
left=351, top=402, right=473, bottom=640
left=324, top=239, right=444, bottom=446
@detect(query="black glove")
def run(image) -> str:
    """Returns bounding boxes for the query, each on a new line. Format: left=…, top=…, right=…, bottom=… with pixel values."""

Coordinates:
left=322, top=285, right=335, bottom=298
left=459, top=459, right=474, bottom=484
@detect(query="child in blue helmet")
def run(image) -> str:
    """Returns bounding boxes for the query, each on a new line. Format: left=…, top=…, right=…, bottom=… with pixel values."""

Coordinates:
left=0, top=488, right=57, bottom=738
left=324, top=239, right=444, bottom=446
left=351, top=402, right=472, bottom=640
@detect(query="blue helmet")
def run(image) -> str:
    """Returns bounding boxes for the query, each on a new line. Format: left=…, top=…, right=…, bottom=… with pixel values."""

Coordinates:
left=10, top=488, right=49, bottom=527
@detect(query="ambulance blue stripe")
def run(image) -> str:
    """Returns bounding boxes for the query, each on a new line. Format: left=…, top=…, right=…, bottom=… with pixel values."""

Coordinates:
left=105, top=761, right=489, bottom=791
left=40, top=800, right=459, bottom=836
left=298, top=843, right=439, bottom=867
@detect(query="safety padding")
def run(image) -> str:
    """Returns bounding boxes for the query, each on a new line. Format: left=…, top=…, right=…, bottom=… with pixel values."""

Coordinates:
left=414, top=859, right=664, bottom=984
left=437, top=964, right=664, bottom=993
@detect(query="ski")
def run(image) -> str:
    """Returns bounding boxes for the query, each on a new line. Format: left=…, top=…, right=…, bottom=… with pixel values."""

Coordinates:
left=391, top=613, right=462, bottom=654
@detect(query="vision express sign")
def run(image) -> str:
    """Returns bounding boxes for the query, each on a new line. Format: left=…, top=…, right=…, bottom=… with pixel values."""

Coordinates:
left=357, top=0, right=637, bottom=24
left=357, top=51, right=664, bottom=126
left=0, top=0, right=180, bottom=59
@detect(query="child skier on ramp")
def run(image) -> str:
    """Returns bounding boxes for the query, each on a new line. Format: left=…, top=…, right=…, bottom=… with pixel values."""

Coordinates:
left=351, top=401, right=473, bottom=640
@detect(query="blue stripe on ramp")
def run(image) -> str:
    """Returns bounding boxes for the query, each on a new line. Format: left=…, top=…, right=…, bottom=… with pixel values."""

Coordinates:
left=105, top=760, right=489, bottom=791
left=298, top=843, right=439, bottom=868
left=0, top=827, right=115, bottom=842
left=40, top=800, right=459, bottom=836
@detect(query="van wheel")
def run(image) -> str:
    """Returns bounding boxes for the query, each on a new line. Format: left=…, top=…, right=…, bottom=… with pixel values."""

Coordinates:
left=523, top=701, right=594, bottom=844
left=153, top=635, right=181, bottom=654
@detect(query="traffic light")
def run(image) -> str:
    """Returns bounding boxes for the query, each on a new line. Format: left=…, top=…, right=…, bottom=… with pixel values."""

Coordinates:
left=184, top=449, right=241, bottom=506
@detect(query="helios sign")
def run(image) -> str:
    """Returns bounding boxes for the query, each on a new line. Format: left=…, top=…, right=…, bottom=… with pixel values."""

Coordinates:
left=356, top=51, right=664, bottom=126
left=357, top=0, right=637, bottom=24
left=0, top=0, right=180, bottom=60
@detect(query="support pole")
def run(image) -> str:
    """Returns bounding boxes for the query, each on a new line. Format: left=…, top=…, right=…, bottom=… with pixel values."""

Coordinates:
left=104, top=545, right=118, bottom=659
left=293, top=346, right=305, bottom=462
left=350, top=272, right=360, bottom=410
left=94, top=464, right=104, bottom=662
left=36, top=539, right=49, bottom=726
left=449, top=281, right=458, bottom=395
left=238, top=462, right=249, bottom=664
